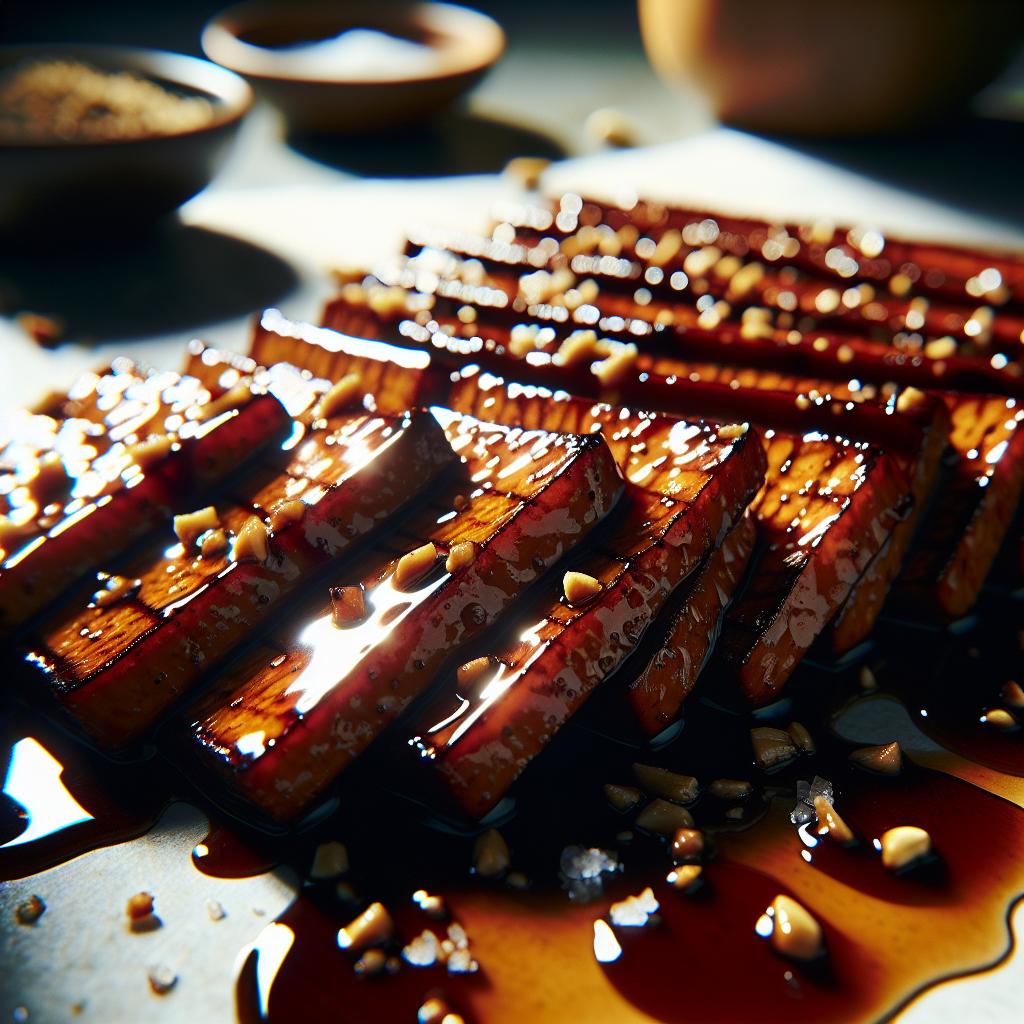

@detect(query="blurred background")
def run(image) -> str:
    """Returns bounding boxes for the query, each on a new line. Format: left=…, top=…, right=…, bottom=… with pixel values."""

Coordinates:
left=1, top=0, right=1024, bottom=375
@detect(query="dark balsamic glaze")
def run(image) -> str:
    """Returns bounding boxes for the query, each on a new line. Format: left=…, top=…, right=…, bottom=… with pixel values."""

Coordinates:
left=3, top=597, right=1024, bottom=1023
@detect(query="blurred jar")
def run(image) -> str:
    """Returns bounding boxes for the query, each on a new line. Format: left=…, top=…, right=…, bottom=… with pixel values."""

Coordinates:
left=639, top=0, right=1024, bottom=136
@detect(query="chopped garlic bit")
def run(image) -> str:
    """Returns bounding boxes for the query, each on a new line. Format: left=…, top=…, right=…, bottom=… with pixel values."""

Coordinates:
left=563, top=570, right=602, bottom=606
left=849, top=741, right=903, bottom=775
left=310, top=840, right=349, bottom=880
left=233, top=515, right=270, bottom=563
left=609, top=886, right=659, bottom=927
left=173, top=506, right=219, bottom=550
left=751, top=726, right=797, bottom=770
left=337, top=901, right=394, bottom=952
left=147, top=964, right=178, bottom=995
left=472, top=828, right=510, bottom=877
left=632, top=763, right=698, bottom=804
left=402, top=929, right=441, bottom=967
left=763, top=894, right=824, bottom=961
left=879, top=825, right=932, bottom=871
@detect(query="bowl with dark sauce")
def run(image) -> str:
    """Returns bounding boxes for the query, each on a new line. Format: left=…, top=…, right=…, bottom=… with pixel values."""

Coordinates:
left=201, top=1, right=505, bottom=134
left=0, top=44, right=252, bottom=241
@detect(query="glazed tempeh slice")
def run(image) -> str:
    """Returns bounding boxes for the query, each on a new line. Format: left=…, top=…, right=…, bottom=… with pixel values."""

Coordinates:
left=500, top=194, right=1024, bottom=326
left=896, top=394, right=1024, bottom=619
left=187, top=412, right=623, bottom=821
left=391, top=231, right=1022, bottom=396
left=622, top=514, right=756, bottom=738
left=720, top=428, right=910, bottom=704
left=0, top=370, right=290, bottom=633
left=25, top=410, right=455, bottom=749
left=407, top=412, right=765, bottom=819
left=448, top=370, right=912, bottom=700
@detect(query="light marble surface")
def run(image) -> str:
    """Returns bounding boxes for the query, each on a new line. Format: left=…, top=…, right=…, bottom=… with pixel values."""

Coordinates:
left=2, top=120, right=1023, bottom=1022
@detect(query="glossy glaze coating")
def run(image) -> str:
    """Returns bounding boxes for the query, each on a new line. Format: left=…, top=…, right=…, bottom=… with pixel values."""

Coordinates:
left=188, top=412, right=623, bottom=821
left=25, top=410, right=454, bottom=749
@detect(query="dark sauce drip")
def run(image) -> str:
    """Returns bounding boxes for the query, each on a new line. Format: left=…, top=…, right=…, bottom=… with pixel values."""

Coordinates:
left=3, top=598, right=1023, bottom=1022
left=0, top=705, right=168, bottom=881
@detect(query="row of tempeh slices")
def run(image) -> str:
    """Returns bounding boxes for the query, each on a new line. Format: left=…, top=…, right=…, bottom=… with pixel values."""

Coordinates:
left=3, top=192, right=1022, bottom=829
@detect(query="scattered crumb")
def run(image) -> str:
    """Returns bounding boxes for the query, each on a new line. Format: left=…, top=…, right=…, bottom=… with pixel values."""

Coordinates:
left=147, top=965, right=177, bottom=995
left=205, top=899, right=226, bottom=922
left=446, top=948, right=479, bottom=974
left=412, top=889, right=447, bottom=919
left=17, top=311, right=64, bottom=348
left=126, top=892, right=160, bottom=931
left=609, top=886, right=659, bottom=927
left=252, top=907, right=267, bottom=917
left=15, top=894, right=46, bottom=925
left=310, top=840, right=349, bottom=880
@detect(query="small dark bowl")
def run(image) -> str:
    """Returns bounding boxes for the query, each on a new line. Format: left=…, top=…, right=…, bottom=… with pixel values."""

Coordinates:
left=0, top=45, right=252, bottom=242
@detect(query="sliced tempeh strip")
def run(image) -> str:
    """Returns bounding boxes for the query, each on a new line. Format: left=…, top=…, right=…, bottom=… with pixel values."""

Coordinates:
left=0, top=368, right=291, bottom=633
left=623, top=514, right=757, bottom=737
left=187, top=411, right=623, bottom=822
left=407, top=407, right=765, bottom=818
left=25, top=410, right=455, bottom=749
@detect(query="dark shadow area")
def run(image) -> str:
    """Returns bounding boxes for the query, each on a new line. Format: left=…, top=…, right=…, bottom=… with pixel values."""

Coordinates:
left=773, top=113, right=1024, bottom=230
left=288, top=108, right=565, bottom=179
left=0, top=222, right=299, bottom=345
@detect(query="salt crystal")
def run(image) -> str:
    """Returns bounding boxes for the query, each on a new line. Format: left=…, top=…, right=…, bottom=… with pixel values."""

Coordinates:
left=609, top=886, right=660, bottom=927
left=402, top=930, right=441, bottom=967
left=790, top=776, right=833, bottom=826
left=447, top=948, right=479, bottom=974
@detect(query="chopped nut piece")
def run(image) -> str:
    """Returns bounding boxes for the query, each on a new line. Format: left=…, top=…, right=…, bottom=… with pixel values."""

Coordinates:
left=604, top=783, right=643, bottom=812
left=563, top=570, right=602, bottom=607
left=879, top=825, right=932, bottom=871
left=751, top=727, right=797, bottom=770
left=593, top=344, right=638, bottom=389
left=402, top=929, right=441, bottom=967
left=316, top=373, right=363, bottom=419
left=395, top=542, right=438, bottom=589
left=472, top=828, right=510, bottom=877
left=553, top=329, right=603, bottom=368
left=337, top=901, right=394, bottom=952
left=233, top=515, right=270, bottom=563
left=126, top=892, right=155, bottom=921
left=584, top=107, right=636, bottom=148
left=445, top=540, right=477, bottom=573
left=503, top=156, right=550, bottom=190
left=269, top=499, right=306, bottom=532
left=666, top=864, right=703, bottom=892
left=173, top=506, right=219, bottom=550
left=717, top=423, right=746, bottom=441
left=447, top=948, right=479, bottom=974
left=195, top=383, right=253, bottom=422
left=1001, top=681, right=1024, bottom=709
left=766, top=894, right=824, bottom=961
left=147, top=965, right=177, bottom=995
left=126, top=434, right=174, bottom=472
left=15, top=894, right=46, bottom=924
left=310, top=841, right=349, bottom=880
left=412, top=890, right=447, bottom=919
left=200, top=529, right=229, bottom=558
left=609, top=886, right=659, bottom=927
left=813, top=795, right=854, bottom=845
left=670, top=828, right=704, bottom=863
left=859, top=665, right=878, bottom=691
left=787, top=721, right=815, bottom=754
left=354, top=948, right=388, bottom=976
left=331, top=586, right=367, bottom=627
left=850, top=741, right=903, bottom=775
left=635, top=798, right=695, bottom=835
left=632, top=763, right=699, bottom=804
left=982, top=708, right=1017, bottom=730
left=708, top=778, right=753, bottom=800
left=508, top=324, right=540, bottom=357
left=418, top=997, right=457, bottom=1024
left=205, top=900, right=226, bottom=922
